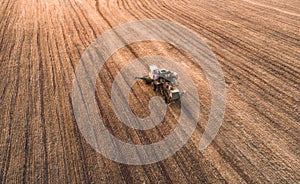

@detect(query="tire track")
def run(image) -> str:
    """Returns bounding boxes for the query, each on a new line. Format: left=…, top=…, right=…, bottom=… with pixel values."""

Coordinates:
left=242, top=0, right=300, bottom=17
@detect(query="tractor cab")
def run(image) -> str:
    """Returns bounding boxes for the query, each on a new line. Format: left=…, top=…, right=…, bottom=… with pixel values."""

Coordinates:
left=170, top=89, right=180, bottom=101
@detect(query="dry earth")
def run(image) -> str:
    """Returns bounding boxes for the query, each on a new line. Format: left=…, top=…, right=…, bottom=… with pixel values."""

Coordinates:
left=0, top=0, right=299, bottom=183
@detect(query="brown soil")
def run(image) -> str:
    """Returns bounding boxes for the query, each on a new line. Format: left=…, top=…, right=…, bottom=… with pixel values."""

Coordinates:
left=0, top=0, right=299, bottom=183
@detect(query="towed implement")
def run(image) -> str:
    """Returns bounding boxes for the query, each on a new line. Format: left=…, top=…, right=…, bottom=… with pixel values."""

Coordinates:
left=135, top=65, right=185, bottom=103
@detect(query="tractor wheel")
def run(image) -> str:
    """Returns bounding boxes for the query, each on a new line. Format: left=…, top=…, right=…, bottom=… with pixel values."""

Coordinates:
left=159, top=86, right=164, bottom=95
left=164, top=95, right=170, bottom=104
left=151, top=82, right=157, bottom=92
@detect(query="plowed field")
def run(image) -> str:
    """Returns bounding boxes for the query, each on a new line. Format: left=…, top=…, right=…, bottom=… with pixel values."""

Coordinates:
left=0, top=0, right=299, bottom=183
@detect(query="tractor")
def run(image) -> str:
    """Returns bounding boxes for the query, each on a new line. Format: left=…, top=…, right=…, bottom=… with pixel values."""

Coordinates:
left=135, top=65, right=184, bottom=103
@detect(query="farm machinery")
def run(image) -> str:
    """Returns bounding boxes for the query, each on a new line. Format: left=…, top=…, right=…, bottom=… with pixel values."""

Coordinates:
left=135, top=65, right=185, bottom=103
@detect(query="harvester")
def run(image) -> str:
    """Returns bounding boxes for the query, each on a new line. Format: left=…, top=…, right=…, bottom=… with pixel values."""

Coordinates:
left=135, top=65, right=184, bottom=103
